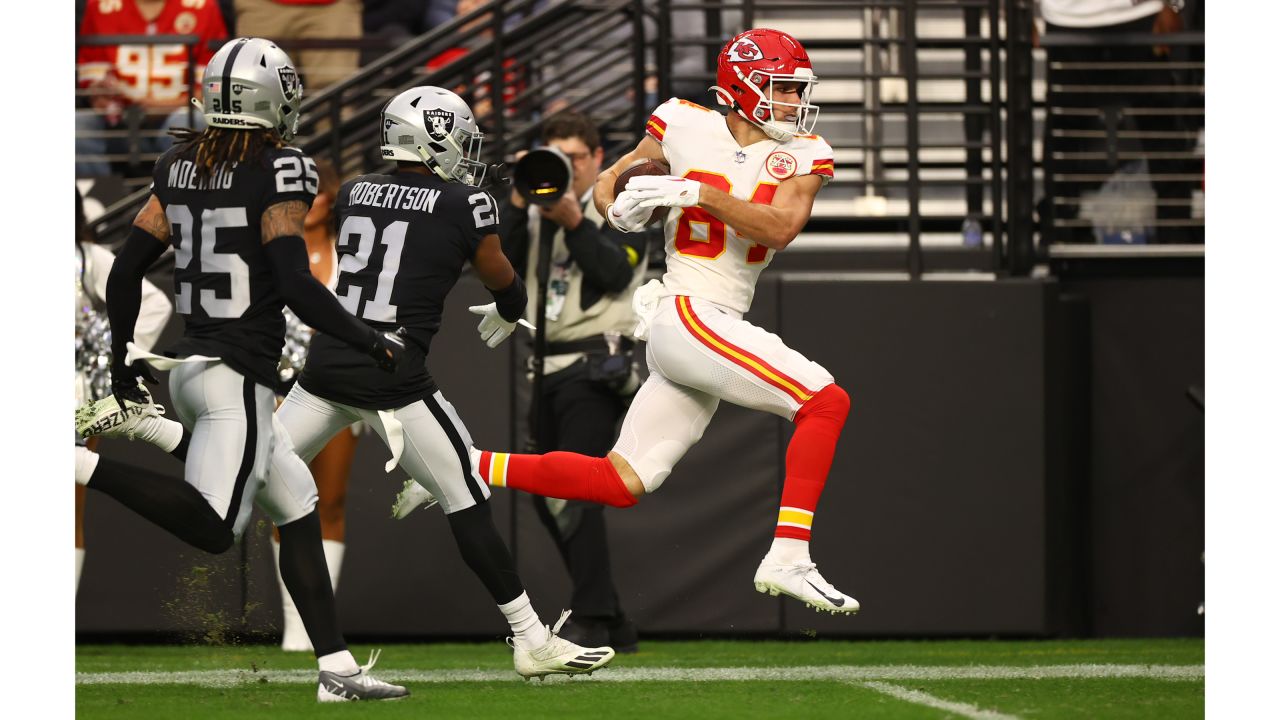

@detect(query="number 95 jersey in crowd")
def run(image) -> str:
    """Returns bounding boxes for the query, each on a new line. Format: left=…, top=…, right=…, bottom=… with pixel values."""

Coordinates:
left=151, top=143, right=319, bottom=389
left=645, top=97, right=835, bottom=314
left=297, top=171, right=500, bottom=410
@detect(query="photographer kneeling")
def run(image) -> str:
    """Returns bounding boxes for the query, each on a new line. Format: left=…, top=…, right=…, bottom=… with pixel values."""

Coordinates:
left=501, top=111, right=648, bottom=651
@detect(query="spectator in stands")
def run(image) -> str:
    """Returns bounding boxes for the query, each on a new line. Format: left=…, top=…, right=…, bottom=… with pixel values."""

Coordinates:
left=424, top=0, right=456, bottom=30
left=1038, top=0, right=1199, bottom=243
left=233, top=0, right=362, bottom=91
left=76, top=0, right=227, bottom=177
left=424, top=0, right=528, bottom=123
left=362, top=0, right=428, bottom=66
left=496, top=111, right=647, bottom=653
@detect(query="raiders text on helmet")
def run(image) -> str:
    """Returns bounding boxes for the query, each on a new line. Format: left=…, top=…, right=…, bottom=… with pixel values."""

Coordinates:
left=380, top=86, right=487, bottom=187
left=711, top=28, right=820, bottom=142
left=193, top=37, right=304, bottom=141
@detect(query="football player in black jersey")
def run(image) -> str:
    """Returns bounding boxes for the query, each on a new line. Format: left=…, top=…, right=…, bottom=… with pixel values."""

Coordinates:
left=74, top=38, right=408, bottom=702
left=273, top=86, right=615, bottom=679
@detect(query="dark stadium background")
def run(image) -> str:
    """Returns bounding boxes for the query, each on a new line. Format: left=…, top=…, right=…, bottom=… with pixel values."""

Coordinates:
left=73, top=0, right=1204, bottom=643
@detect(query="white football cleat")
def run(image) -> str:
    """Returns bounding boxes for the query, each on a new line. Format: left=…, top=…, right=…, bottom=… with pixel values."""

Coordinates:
left=754, top=559, right=860, bottom=615
left=511, top=611, right=615, bottom=680
left=316, top=650, right=409, bottom=702
left=391, top=478, right=439, bottom=519
left=75, top=386, right=167, bottom=441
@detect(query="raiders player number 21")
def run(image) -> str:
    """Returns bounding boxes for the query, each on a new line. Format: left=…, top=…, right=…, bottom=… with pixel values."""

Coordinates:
left=275, top=86, right=617, bottom=679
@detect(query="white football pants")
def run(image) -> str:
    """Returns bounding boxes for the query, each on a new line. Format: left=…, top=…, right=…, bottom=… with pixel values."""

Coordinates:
left=612, top=295, right=834, bottom=493
left=276, top=383, right=491, bottom=515
left=168, top=360, right=319, bottom=537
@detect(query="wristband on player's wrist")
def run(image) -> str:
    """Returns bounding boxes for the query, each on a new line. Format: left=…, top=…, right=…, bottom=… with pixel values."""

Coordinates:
left=489, top=273, right=527, bottom=323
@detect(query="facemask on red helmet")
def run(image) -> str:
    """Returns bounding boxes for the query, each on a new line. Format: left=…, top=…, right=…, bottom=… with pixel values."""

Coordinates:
left=711, top=28, right=820, bottom=142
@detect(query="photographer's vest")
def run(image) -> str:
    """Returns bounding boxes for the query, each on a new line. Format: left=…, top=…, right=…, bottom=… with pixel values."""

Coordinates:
left=524, top=188, right=647, bottom=374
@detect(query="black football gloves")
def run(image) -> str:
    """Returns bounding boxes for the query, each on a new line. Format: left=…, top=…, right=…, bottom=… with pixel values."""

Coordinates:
left=368, top=327, right=408, bottom=373
left=110, top=359, right=159, bottom=411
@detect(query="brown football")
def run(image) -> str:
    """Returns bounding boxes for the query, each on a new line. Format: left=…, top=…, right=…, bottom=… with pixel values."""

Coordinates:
left=613, top=158, right=672, bottom=226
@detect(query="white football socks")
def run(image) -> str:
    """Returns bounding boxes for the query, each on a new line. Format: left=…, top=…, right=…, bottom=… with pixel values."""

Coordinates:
left=765, top=537, right=812, bottom=566
left=135, top=416, right=185, bottom=454
left=75, top=446, right=100, bottom=486
left=498, top=592, right=550, bottom=650
left=75, top=547, right=85, bottom=593
left=317, top=650, right=359, bottom=675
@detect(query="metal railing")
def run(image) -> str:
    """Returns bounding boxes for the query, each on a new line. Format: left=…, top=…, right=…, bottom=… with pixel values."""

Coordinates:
left=74, top=34, right=203, bottom=173
left=78, top=1, right=1205, bottom=276
left=657, top=0, right=1018, bottom=276
left=1038, top=28, right=1205, bottom=253
left=89, top=0, right=651, bottom=242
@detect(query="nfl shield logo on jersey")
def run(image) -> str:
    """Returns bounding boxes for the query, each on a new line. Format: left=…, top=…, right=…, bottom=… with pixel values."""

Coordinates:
left=424, top=109, right=454, bottom=142
left=766, top=151, right=797, bottom=180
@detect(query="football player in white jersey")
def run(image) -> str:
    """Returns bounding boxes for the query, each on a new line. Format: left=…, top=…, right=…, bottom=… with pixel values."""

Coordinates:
left=464, top=29, right=858, bottom=615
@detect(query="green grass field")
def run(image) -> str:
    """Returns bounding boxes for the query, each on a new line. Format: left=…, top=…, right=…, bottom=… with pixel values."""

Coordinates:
left=76, top=638, right=1203, bottom=719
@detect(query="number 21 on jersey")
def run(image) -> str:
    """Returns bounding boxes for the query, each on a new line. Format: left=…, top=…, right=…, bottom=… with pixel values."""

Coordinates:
left=673, top=170, right=777, bottom=264
left=335, top=215, right=406, bottom=322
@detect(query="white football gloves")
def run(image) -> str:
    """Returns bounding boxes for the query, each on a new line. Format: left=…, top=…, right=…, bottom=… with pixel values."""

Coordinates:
left=606, top=190, right=651, bottom=233
left=630, top=279, right=665, bottom=342
left=626, top=175, right=701, bottom=209
left=468, top=303, right=536, bottom=349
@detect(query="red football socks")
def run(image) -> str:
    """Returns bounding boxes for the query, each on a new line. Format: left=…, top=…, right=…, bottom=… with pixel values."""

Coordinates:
left=476, top=451, right=638, bottom=508
left=776, top=384, right=850, bottom=541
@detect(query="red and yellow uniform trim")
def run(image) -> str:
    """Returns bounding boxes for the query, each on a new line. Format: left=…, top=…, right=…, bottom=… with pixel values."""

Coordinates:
left=810, top=158, right=835, bottom=178
left=646, top=114, right=668, bottom=142
left=777, top=506, right=814, bottom=531
left=484, top=452, right=511, bottom=487
left=675, top=296, right=814, bottom=405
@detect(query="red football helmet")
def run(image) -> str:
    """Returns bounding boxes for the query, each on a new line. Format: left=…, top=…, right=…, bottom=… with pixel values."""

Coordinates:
left=712, top=28, right=819, bottom=141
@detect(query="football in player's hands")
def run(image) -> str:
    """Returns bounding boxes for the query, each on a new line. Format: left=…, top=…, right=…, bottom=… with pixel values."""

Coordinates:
left=613, top=159, right=671, bottom=226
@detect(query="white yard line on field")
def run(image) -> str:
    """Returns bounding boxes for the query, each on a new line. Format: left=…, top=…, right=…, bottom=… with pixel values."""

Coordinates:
left=862, top=681, right=1021, bottom=720
left=75, top=663, right=1205, bottom=688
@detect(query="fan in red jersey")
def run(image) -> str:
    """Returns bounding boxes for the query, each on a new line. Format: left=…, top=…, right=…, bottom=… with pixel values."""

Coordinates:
left=76, top=0, right=228, bottom=177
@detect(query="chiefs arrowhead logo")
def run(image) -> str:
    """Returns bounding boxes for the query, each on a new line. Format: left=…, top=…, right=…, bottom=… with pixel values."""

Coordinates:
left=766, top=151, right=797, bottom=180
left=727, top=38, right=764, bottom=62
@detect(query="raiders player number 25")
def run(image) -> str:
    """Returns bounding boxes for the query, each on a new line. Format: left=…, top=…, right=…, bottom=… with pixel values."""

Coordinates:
left=81, top=37, right=410, bottom=702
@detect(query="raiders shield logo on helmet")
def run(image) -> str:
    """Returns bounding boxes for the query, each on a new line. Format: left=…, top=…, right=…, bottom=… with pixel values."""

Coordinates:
left=424, top=108, right=454, bottom=142
left=726, top=38, right=764, bottom=62
left=277, top=67, right=300, bottom=101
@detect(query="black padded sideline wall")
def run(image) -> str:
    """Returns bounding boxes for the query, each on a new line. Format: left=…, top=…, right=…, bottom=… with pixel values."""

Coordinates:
left=1059, top=274, right=1205, bottom=637
left=77, top=277, right=1085, bottom=638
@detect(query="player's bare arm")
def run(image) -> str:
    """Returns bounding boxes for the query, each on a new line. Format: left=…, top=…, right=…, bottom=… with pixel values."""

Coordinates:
left=594, top=134, right=666, bottom=216
left=472, top=233, right=518, bottom=290
left=467, top=233, right=532, bottom=349
left=697, top=173, right=823, bottom=250
left=132, top=195, right=172, bottom=244
left=260, top=200, right=310, bottom=244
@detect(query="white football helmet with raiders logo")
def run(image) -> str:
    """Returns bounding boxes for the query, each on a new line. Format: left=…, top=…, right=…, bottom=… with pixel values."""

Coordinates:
left=193, top=37, right=304, bottom=141
left=380, top=86, right=487, bottom=187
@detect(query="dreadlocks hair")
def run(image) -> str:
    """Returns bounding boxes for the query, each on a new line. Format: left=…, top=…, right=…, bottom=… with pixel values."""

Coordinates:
left=169, top=126, right=287, bottom=179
